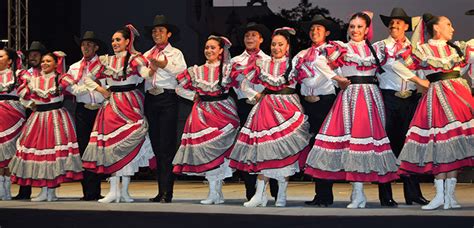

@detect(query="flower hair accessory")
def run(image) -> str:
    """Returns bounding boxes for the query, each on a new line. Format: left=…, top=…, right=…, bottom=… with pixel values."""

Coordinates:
left=53, top=51, right=67, bottom=74
left=125, top=24, right=140, bottom=54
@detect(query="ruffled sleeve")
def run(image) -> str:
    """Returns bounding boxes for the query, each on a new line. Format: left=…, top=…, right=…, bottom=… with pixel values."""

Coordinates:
left=130, top=54, right=150, bottom=77
left=16, top=70, right=33, bottom=107
left=321, top=41, right=346, bottom=69
left=175, top=67, right=197, bottom=101
left=293, top=49, right=316, bottom=83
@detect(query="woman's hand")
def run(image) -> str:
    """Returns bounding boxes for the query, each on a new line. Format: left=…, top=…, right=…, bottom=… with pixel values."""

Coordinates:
left=254, top=93, right=263, bottom=102
left=193, top=93, right=200, bottom=103
left=333, top=76, right=350, bottom=90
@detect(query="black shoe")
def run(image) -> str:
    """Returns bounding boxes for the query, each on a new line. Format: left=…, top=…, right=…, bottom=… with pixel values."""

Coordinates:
left=305, top=195, right=333, bottom=207
left=81, top=195, right=104, bottom=201
left=12, top=194, right=31, bottom=200
left=149, top=194, right=163, bottom=202
left=160, top=192, right=173, bottom=203
left=380, top=199, right=398, bottom=207
left=406, top=196, right=430, bottom=205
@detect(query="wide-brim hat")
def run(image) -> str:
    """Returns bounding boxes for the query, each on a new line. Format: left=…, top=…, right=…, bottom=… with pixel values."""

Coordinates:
left=301, top=15, right=341, bottom=41
left=144, top=15, right=180, bottom=40
left=26, top=41, right=48, bottom=55
left=240, top=22, right=271, bottom=39
left=74, top=31, right=108, bottom=55
left=380, top=7, right=413, bottom=31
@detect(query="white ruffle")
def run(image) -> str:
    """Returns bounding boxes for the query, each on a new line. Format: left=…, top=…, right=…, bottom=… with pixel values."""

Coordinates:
left=315, top=134, right=391, bottom=146
left=17, top=142, right=79, bottom=155
left=0, top=118, right=25, bottom=138
left=240, top=112, right=302, bottom=138
left=407, top=119, right=474, bottom=138
left=257, top=162, right=299, bottom=182
left=204, top=159, right=233, bottom=181
left=181, top=123, right=234, bottom=140
left=115, top=135, right=154, bottom=176
left=91, top=119, right=145, bottom=142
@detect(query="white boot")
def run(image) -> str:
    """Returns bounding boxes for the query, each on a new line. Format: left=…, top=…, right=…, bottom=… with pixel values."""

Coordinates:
left=200, top=179, right=223, bottom=205
left=422, top=179, right=444, bottom=210
left=444, top=178, right=461, bottom=209
left=98, top=176, right=120, bottom=203
left=0, top=176, right=5, bottom=200
left=216, top=179, right=225, bottom=204
left=47, top=188, right=58, bottom=202
left=244, top=179, right=268, bottom=207
left=275, top=180, right=288, bottom=207
left=3, top=176, right=11, bottom=200
left=31, top=187, right=48, bottom=202
left=120, top=176, right=134, bottom=203
left=347, top=182, right=366, bottom=209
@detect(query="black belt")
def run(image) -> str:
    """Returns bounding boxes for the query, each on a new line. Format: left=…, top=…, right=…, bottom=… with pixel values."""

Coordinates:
left=0, top=94, right=19, bottom=101
left=426, top=71, right=460, bottom=83
left=347, top=76, right=379, bottom=85
left=36, top=102, right=63, bottom=112
left=263, top=88, right=296, bottom=95
left=109, top=84, right=138, bottom=92
left=200, top=93, right=229, bottom=102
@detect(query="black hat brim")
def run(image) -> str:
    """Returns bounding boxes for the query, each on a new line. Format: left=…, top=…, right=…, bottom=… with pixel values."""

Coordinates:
left=144, top=24, right=180, bottom=42
left=380, top=15, right=413, bottom=32
left=301, top=19, right=341, bottom=41
left=74, top=36, right=108, bottom=55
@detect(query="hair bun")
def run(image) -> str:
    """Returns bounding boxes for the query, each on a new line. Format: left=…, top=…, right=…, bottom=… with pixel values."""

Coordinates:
left=423, top=13, right=434, bottom=23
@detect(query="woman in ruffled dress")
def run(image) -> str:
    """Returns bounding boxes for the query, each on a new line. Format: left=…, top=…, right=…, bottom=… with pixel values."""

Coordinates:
left=0, top=48, right=26, bottom=200
left=81, top=24, right=154, bottom=203
left=304, top=12, right=399, bottom=209
left=9, top=51, right=83, bottom=202
left=172, top=35, right=239, bottom=205
left=229, top=27, right=312, bottom=207
left=395, top=13, right=474, bottom=210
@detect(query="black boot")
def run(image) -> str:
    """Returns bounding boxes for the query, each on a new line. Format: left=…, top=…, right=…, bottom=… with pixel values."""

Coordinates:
left=269, top=179, right=279, bottom=201
left=305, top=179, right=333, bottom=207
left=402, top=175, right=429, bottom=205
left=12, top=185, right=31, bottom=200
left=378, top=182, right=398, bottom=207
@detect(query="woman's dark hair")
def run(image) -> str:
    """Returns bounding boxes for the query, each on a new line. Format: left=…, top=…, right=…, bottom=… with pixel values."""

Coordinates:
left=115, top=27, right=132, bottom=80
left=349, top=12, right=384, bottom=73
left=3, top=48, right=18, bottom=93
left=42, top=52, right=61, bottom=95
left=272, top=30, right=294, bottom=84
left=423, top=13, right=463, bottom=57
left=207, top=36, right=226, bottom=92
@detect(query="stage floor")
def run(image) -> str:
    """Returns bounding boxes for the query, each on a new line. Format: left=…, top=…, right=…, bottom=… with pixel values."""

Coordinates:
left=1, top=181, right=473, bottom=217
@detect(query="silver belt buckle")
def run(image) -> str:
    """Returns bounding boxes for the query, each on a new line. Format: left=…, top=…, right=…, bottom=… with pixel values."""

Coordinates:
left=84, top=103, right=100, bottom=110
left=148, top=87, right=164, bottom=96
left=304, top=95, right=320, bottom=103
left=394, top=90, right=412, bottom=99
left=245, top=99, right=257, bottom=105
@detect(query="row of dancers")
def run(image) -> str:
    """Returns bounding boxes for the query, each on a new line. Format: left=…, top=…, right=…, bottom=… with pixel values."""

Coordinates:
left=0, top=8, right=473, bottom=210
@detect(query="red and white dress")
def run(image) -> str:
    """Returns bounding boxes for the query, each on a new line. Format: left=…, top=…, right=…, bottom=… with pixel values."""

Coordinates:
left=396, top=39, right=474, bottom=174
left=9, top=71, right=83, bottom=187
left=304, top=40, right=399, bottom=183
left=81, top=51, right=154, bottom=176
left=172, top=62, right=239, bottom=180
left=229, top=57, right=312, bottom=181
left=0, top=69, right=26, bottom=168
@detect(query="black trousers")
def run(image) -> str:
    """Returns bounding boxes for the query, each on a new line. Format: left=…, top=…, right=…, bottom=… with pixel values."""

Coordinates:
left=75, top=103, right=102, bottom=199
left=378, top=90, right=424, bottom=201
left=301, top=94, right=337, bottom=197
left=145, top=91, right=178, bottom=197
left=236, top=98, right=279, bottom=200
